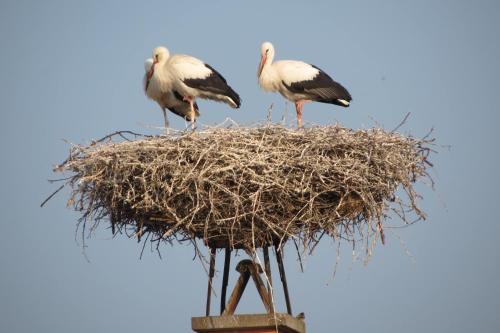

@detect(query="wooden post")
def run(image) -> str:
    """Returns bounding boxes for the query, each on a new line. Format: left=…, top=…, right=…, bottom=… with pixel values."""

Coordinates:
left=248, top=262, right=272, bottom=313
left=223, top=261, right=252, bottom=315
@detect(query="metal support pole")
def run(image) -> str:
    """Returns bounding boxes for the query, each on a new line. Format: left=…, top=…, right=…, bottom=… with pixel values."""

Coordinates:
left=275, top=245, right=292, bottom=315
left=220, top=247, right=231, bottom=314
left=205, top=247, right=216, bottom=316
left=263, top=247, right=274, bottom=313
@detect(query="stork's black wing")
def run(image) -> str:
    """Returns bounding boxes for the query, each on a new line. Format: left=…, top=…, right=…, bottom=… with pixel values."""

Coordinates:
left=283, top=65, right=351, bottom=106
left=183, top=64, right=241, bottom=108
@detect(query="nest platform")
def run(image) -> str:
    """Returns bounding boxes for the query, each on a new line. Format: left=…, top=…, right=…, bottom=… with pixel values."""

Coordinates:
left=54, top=124, right=433, bottom=252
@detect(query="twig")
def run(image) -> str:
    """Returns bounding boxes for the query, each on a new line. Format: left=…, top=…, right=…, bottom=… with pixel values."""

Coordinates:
left=40, top=184, right=64, bottom=207
left=391, top=112, right=411, bottom=133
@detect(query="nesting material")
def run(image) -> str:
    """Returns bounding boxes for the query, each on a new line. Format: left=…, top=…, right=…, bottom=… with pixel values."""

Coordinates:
left=55, top=124, right=433, bottom=252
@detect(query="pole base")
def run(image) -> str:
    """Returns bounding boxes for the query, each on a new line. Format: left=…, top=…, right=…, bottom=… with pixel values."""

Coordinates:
left=192, top=313, right=305, bottom=333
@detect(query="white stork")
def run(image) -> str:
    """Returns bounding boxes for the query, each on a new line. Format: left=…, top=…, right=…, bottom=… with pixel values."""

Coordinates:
left=257, top=42, right=352, bottom=128
left=149, top=47, right=241, bottom=127
left=144, top=56, right=199, bottom=130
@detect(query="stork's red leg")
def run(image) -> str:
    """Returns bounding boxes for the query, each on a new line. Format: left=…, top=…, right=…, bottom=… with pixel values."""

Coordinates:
left=189, top=100, right=197, bottom=129
left=183, top=96, right=197, bottom=130
left=161, top=108, right=169, bottom=134
left=295, top=100, right=308, bottom=128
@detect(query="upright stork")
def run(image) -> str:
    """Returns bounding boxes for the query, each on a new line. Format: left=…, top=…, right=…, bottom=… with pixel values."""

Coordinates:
left=149, top=46, right=241, bottom=128
left=257, top=41, right=352, bottom=128
left=144, top=56, right=199, bottom=131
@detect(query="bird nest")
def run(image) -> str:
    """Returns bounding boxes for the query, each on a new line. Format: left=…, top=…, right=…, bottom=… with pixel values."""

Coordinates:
left=50, top=124, right=434, bottom=254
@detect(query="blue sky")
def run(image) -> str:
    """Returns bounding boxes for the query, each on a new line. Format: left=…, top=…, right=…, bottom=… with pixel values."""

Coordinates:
left=1, top=0, right=499, bottom=332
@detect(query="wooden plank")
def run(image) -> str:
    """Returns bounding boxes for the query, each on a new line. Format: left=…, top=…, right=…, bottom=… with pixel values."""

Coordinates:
left=192, top=313, right=306, bottom=333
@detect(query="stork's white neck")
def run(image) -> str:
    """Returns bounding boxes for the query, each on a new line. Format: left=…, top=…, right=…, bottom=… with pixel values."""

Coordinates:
left=156, top=58, right=175, bottom=82
left=146, top=58, right=175, bottom=102
left=258, top=58, right=279, bottom=92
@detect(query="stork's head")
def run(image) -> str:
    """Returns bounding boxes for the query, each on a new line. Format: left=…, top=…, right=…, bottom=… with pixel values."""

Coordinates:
left=145, top=47, right=169, bottom=92
left=261, top=42, right=274, bottom=57
left=258, top=41, right=274, bottom=77
left=152, top=46, right=170, bottom=65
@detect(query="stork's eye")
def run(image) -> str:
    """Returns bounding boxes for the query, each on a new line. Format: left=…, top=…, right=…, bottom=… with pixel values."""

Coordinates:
left=266, top=49, right=269, bottom=54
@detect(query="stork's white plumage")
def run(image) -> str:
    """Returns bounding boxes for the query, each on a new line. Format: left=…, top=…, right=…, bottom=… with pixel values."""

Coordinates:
left=148, top=46, right=241, bottom=127
left=257, top=42, right=352, bottom=128
left=144, top=50, right=199, bottom=131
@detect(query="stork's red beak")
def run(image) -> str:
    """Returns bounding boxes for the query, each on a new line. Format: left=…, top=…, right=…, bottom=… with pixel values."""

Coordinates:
left=145, top=59, right=158, bottom=92
left=146, top=65, right=155, bottom=81
left=258, top=53, right=267, bottom=77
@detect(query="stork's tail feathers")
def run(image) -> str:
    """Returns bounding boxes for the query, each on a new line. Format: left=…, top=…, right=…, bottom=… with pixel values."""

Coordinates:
left=337, top=99, right=350, bottom=106
left=225, top=86, right=241, bottom=108
left=319, top=97, right=351, bottom=107
left=315, top=85, right=352, bottom=107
